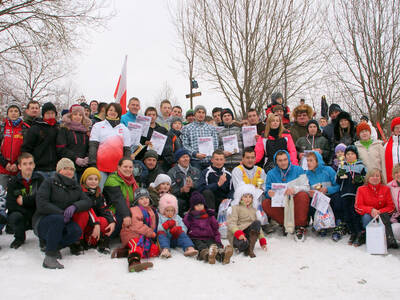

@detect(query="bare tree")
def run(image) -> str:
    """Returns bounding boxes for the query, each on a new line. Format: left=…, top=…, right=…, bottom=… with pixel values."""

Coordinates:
left=151, top=81, right=178, bottom=108
left=326, top=0, right=400, bottom=130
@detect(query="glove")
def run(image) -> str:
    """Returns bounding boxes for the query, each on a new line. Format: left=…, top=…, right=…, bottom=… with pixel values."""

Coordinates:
left=64, top=205, right=77, bottom=223
left=75, top=157, right=87, bottom=167
left=259, top=237, right=267, bottom=247
left=170, top=226, right=183, bottom=239
left=162, top=219, right=176, bottom=230
left=234, top=230, right=245, bottom=240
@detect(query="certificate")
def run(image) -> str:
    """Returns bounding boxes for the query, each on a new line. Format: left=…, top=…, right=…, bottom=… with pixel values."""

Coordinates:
left=222, top=134, right=239, bottom=153
left=271, top=183, right=287, bottom=207
left=127, top=122, right=143, bottom=147
left=149, top=131, right=168, bottom=155
left=311, top=191, right=331, bottom=213
left=136, top=115, right=151, bottom=137
left=198, top=137, right=214, bottom=156
left=242, top=126, right=257, bottom=148
left=300, top=150, right=312, bottom=170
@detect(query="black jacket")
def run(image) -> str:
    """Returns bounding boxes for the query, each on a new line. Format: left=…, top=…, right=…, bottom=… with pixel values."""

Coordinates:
left=163, top=128, right=183, bottom=166
left=135, top=123, right=168, bottom=160
left=33, top=173, right=93, bottom=234
left=82, top=186, right=115, bottom=225
left=21, top=118, right=59, bottom=172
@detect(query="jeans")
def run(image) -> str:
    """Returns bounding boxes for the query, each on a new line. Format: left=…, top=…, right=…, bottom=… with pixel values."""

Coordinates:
left=362, top=214, right=373, bottom=228
left=158, top=231, right=194, bottom=251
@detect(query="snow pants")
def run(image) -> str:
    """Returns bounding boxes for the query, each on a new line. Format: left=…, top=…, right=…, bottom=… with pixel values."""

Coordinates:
left=72, top=211, right=110, bottom=245
left=127, top=237, right=159, bottom=258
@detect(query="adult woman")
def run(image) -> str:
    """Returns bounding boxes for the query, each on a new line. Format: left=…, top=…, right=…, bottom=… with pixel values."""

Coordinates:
left=255, top=113, right=298, bottom=172
left=355, top=122, right=386, bottom=182
left=387, top=164, right=400, bottom=243
left=385, top=117, right=400, bottom=182
left=103, top=157, right=139, bottom=237
left=34, top=158, right=92, bottom=269
left=56, top=104, right=91, bottom=180
left=89, top=103, right=131, bottom=188
left=333, top=111, right=356, bottom=147
left=355, top=168, right=398, bottom=249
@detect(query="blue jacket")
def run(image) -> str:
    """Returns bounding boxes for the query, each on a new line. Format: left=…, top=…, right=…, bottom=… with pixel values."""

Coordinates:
left=305, top=151, right=339, bottom=195
left=265, top=150, right=305, bottom=198
left=121, top=111, right=137, bottom=127
left=157, top=213, right=187, bottom=238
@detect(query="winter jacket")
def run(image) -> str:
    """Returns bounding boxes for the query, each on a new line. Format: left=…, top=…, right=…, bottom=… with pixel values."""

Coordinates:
left=355, top=140, right=386, bottom=182
left=265, top=104, right=290, bottom=124
left=231, top=164, right=266, bottom=190
left=305, top=151, right=339, bottom=195
left=163, top=128, right=183, bottom=166
left=289, top=122, right=308, bottom=144
left=81, top=186, right=115, bottom=225
left=183, top=209, right=222, bottom=246
left=103, top=172, right=139, bottom=218
left=121, top=111, right=137, bottom=127
left=384, top=135, right=400, bottom=182
left=23, top=115, right=36, bottom=127
left=265, top=150, right=306, bottom=198
left=296, top=134, right=330, bottom=163
left=322, top=119, right=338, bottom=164
left=6, top=172, right=44, bottom=219
left=388, top=180, right=400, bottom=213
left=355, top=183, right=395, bottom=215
left=21, top=118, right=59, bottom=172
left=255, top=132, right=298, bottom=170
left=33, top=173, right=93, bottom=234
left=336, top=160, right=366, bottom=198
left=133, top=160, right=149, bottom=185
left=0, top=118, right=30, bottom=175
left=157, top=213, right=187, bottom=238
left=168, top=164, right=201, bottom=199
left=333, top=112, right=357, bottom=147
left=198, top=165, right=233, bottom=200
left=140, top=164, right=165, bottom=188
left=218, top=123, right=244, bottom=167
left=56, top=127, right=89, bottom=174
left=136, top=123, right=168, bottom=161
left=120, top=205, right=156, bottom=247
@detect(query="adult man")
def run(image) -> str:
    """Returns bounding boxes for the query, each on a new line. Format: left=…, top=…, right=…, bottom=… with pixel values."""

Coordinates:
left=157, top=99, right=172, bottom=130
left=218, top=108, right=243, bottom=171
left=6, top=153, right=44, bottom=249
left=185, top=109, right=195, bottom=124
left=140, top=150, right=165, bottom=188
left=89, top=100, right=99, bottom=117
left=246, top=108, right=265, bottom=136
left=262, top=150, right=310, bottom=241
left=121, top=97, right=140, bottom=127
left=168, top=149, right=201, bottom=216
left=322, top=103, right=342, bottom=163
left=198, top=150, right=233, bottom=210
left=212, top=107, right=223, bottom=126
left=23, top=100, right=40, bottom=126
left=171, top=105, right=183, bottom=118
left=232, top=147, right=266, bottom=190
left=289, top=104, right=314, bottom=144
left=182, top=105, right=219, bottom=170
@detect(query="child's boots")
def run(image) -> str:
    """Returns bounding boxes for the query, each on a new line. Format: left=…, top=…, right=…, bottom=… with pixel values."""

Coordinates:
left=128, top=252, right=153, bottom=272
left=217, top=245, right=233, bottom=265
left=247, top=230, right=258, bottom=258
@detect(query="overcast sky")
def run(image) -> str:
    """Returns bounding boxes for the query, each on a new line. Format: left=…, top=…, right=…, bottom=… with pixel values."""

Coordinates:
left=73, top=0, right=229, bottom=115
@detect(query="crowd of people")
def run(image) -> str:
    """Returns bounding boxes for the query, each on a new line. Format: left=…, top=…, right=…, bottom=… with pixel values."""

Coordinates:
left=0, top=93, right=399, bottom=272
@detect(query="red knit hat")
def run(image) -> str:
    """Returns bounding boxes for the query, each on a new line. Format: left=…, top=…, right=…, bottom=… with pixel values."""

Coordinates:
left=356, top=122, right=371, bottom=137
left=391, top=117, right=400, bottom=131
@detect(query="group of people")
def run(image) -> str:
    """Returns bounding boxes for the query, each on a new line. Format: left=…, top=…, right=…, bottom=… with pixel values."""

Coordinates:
left=0, top=93, right=399, bottom=273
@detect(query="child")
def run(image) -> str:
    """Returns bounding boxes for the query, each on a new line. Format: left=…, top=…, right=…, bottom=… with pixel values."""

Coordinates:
left=336, top=145, right=366, bottom=246
left=157, top=193, right=198, bottom=258
left=77, top=167, right=116, bottom=254
left=148, top=174, right=172, bottom=207
left=332, top=143, right=346, bottom=171
left=227, top=184, right=267, bottom=257
left=265, top=92, right=290, bottom=126
left=118, top=188, right=159, bottom=272
left=183, top=191, right=233, bottom=264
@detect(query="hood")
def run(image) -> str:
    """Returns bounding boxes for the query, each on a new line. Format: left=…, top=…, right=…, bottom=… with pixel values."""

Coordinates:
left=308, top=151, right=325, bottom=173
left=273, top=149, right=291, bottom=169
left=231, top=184, right=258, bottom=209
left=334, top=111, right=355, bottom=137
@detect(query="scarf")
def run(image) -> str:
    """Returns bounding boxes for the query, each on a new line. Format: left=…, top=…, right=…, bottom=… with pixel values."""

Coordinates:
left=44, top=118, right=56, bottom=126
left=106, top=117, right=120, bottom=128
left=137, top=206, right=154, bottom=257
left=11, top=118, right=22, bottom=127
left=178, top=164, right=189, bottom=175
left=22, top=178, right=32, bottom=194
left=269, top=128, right=280, bottom=139
left=191, top=209, right=209, bottom=219
left=63, top=119, right=88, bottom=133
left=385, top=136, right=396, bottom=182
left=117, top=169, right=137, bottom=207
left=360, top=139, right=373, bottom=149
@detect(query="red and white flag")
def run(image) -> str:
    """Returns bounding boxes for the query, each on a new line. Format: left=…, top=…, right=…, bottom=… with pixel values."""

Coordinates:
left=114, top=55, right=127, bottom=114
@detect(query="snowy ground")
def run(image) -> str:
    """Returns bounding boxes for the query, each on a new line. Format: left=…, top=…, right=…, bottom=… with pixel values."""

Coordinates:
left=1, top=230, right=399, bottom=300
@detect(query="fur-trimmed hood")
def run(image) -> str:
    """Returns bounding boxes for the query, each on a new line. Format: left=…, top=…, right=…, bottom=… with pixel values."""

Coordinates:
left=291, top=104, right=314, bottom=120
left=334, top=111, right=356, bottom=140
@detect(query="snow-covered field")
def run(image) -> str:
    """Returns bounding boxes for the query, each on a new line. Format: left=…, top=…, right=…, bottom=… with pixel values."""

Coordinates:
left=1, top=230, right=399, bottom=300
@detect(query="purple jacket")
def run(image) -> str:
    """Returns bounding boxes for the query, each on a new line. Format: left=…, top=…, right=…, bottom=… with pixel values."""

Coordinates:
left=183, top=209, right=222, bottom=246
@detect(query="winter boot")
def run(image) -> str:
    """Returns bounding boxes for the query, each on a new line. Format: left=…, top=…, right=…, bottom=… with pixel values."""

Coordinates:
left=10, top=238, right=24, bottom=249
left=184, top=247, right=199, bottom=257
left=128, top=252, right=153, bottom=272
left=160, top=248, right=172, bottom=259
left=247, top=230, right=259, bottom=258
left=353, top=231, right=365, bottom=247
left=39, top=239, right=46, bottom=252
left=43, top=251, right=64, bottom=269
left=332, top=221, right=347, bottom=242
left=294, top=227, right=306, bottom=242
left=221, top=245, right=233, bottom=265
left=198, top=248, right=209, bottom=261
left=80, top=239, right=89, bottom=251
left=348, top=232, right=357, bottom=245
left=380, top=213, right=399, bottom=249
left=69, top=241, right=84, bottom=255
left=97, top=237, right=111, bottom=254
left=111, top=247, right=129, bottom=258
left=208, top=244, right=218, bottom=264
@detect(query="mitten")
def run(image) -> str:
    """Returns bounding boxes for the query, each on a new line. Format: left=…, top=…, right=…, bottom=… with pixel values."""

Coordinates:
left=64, top=205, right=77, bottom=223
left=234, top=230, right=245, bottom=239
left=170, top=226, right=183, bottom=239
left=259, top=237, right=267, bottom=247
left=162, top=219, right=176, bottom=230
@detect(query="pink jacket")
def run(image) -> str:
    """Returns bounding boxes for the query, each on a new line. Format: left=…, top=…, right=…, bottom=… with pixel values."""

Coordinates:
left=255, top=133, right=298, bottom=165
left=388, top=180, right=400, bottom=222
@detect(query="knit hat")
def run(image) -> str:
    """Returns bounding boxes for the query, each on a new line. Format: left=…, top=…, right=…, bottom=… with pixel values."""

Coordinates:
left=221, top=108, right=234, bottom=118
left=335, top=143, right=346, bottom=154
left=306, top=119, right=320, bottom=133
left=149, top=174, right=171, bottom=189
left=169, top=116, right=183, bottom=126
left=42, top=102, right=57, bottom=117
left=80, top=102, right=90, bottom=110
left=56, top=158, right=75, bottom=173
left=80, top=167, right=101, bottom=185
left=189, top=191, right=206, bottom=209
left=328, top=103, right=342, bottom=116
left=391, top=117, right=400, bottom=131
left=356, top=122, right=371, bottom=137
left=7, top=104, right=21, bottom=116
left=345, top=145, right=359, bottom=159
left=194, top=105, right=207, bottom=115
left=271, top=92, right=283, bottom=104
left=185, top=109, right=194, bottom=118
left=158, top=193, right=178, bottom=216
left=360, top=115, right=369, bottom=122
left=143, top=150, right=158, bottom=160
left=232, top=184, right=258, bottom=209
left=174, top=148, right=191, bottom=163
left=63, top=104, right=92, bottom=128
left=272, top=104, right=284, bottom=113
left=133, top=188, right=151, bottom=206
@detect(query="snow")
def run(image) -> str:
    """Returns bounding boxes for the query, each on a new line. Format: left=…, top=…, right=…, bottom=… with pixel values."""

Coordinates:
left=1, top=231, right=399, bottom=300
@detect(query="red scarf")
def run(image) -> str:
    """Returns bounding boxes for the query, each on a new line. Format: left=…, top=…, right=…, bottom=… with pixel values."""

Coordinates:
left=117, top=169, right=138, bottom=207
left=385, top=136, right=394, bottom=182
left=44, top=118, right=57, bottom=126
left=22, top=178, right=32, bottom=194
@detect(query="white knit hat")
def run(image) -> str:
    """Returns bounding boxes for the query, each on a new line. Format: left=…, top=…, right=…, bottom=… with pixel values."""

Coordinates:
left=231, top=183, right=259, bottom=209
left=149, top=174, right=172, bottom=189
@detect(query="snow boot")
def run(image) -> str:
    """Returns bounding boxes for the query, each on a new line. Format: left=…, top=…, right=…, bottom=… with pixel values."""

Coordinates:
left=294, top=227, right=306, bottom=242
left=160, top=248, right=172, bottom=259
left=184, top=247, right=198, bottom=257
left=198, top=248, right=209, bottom=261
left=43, top=251, right=64, bottom=269
left=348, top=232, right=357, bottom=245
left=69, top=241, right=84, bottom=255
left=379, top=213, right=399, bottom=249
left=97, top=237, right=111, bottom=254
left=111, top=247, right=129, bottom=258
left=39, top=239, right=46, bottom=252
left=332, top=221, right=347, bottom=242
left=128, top=252, right=153, bottom=272
left=221, top=245, right=233, bottom=265
left=10, top=238, right=24, bottom=249
left=208, top=244, right=218, bottom=264
left=353, top=231, right=365, bottom=247
left=247, top=230, right=258, bottom=257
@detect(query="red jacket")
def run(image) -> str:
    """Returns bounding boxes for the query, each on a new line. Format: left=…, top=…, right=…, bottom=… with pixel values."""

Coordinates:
left=355, top=183, right=395, bottom=215
left=0, top=119, right=30, bottom=175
